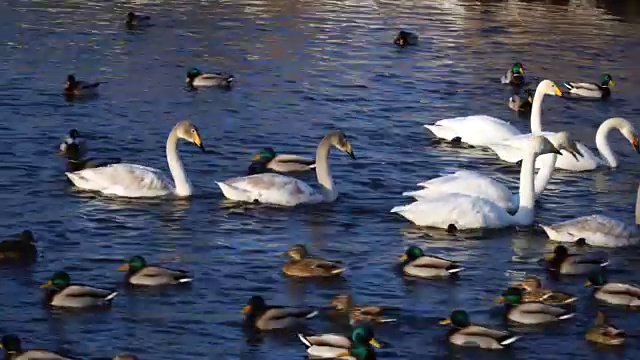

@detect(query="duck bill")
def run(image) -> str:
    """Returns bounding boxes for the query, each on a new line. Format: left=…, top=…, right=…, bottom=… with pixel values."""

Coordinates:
left=543, top=254, right=554, bottom=261
left=495, top=296, right=505, bottom=304
left=399, top=254, right=408, bottom=261
left=251, top=154, right=261, bottom=161
left=369, top=338, right=382, bottom=348
left=40, top=280, right=52, bottom=289
left=585, top=281, right=592, bottom=287
left=118, top=264, right=130, bottom=271
left=336, top=352, right=350, bottom=358
left=609, top=80, right=615, bottom=87
left=242, top=305, right=252, bottom=314
left=439, top=317, right=451, bottom=325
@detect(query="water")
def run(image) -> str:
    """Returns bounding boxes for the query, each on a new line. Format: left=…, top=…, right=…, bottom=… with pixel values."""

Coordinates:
left=1, top=0, right=639, bottom=358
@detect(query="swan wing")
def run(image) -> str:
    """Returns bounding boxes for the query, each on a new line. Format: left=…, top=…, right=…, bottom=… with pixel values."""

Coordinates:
left=217, top=173, right=320, bottom=206
left=66, top=163, right=174, bottom=197
left=487, top=132, right=554, bottom=163
left=424, top=115, right=522, bottom=146
left=541, top=215, right=640, bottom=247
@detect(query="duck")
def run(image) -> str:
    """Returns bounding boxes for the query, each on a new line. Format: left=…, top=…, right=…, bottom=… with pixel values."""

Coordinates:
left=586, top=272, right=640, bottom=306
left=542, top=245, right=609, bottom=275
left=64, top=74, right=101, bottom=97
left=118, top=255, right=193, bottom=286
left=501, top=62, right=525, bottom=86
left=61, top=129, right=87, bottom=156
left=282, top=244, right=345, bottom=278
left=242, top=295, right=318, bottom=330
left=0, top=334, right=72, bottom=360
left=496, top=287, right=575, bottom=324
left=399, top=245, right=464, bottom=278
left=512, top=275, right=578, bottom=305
left=217, top=130, right=355, bottom=206
left=508, top=88, right=534, bottom=112
left=114, top=354, right=139, bottom=360
left=58, top=142, right=121, bottom=173
left=40, top=271, right=118, bottom=308
left=439, top=310, right=520, bottom=350
left=585, top=311, right=625, bottom=345
left=186, top=68, right=233, bottom=88
left=298, top=324, right=381, bottom=360
left=247, top=147, right=315, bottom=175
left=424, top=80, right=562, bottom=146
left=0, top=230, right=36, bottom=263
left=564, top=74, right=614, bottom=99
left=330, top=294, right=395, bottom=325
left=393, top=30, right=418, bottom=47
left=125, top=11, right=151, bottom=28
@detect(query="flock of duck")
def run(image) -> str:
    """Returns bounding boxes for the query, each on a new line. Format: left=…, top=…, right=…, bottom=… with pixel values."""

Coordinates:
left=1, top=13, right=639, bottom=359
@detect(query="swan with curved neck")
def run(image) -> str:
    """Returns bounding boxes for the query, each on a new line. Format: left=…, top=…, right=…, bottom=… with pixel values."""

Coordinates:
left=216, top=130, right=355, bottom=206
left=65, top=121, right=204, bottom=197
left=391, top=135, right=562, bottom=230
left=423, top=80, right=562, bottom=146
left=403, top=132, right=581, bottom=213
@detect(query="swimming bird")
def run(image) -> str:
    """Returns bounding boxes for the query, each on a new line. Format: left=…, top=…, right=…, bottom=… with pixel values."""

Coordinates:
left=394, top=30, right=418, bottom=47
left=186, top=68, right=233, bottom=88
left=125, top=11, right=151, bottom=28
left=40, top=271, right=118, bottom=308
left=399, top=245, right=463, bottom=278
left=242, top=295, right=318, bottom=330
left=60, top=128, right=87, bottom=156
left=298, top=324, right=381, bottom=359
left=564, top=74, right=614, bottom=99
left=329, top=294, right=395, bottom=325
left=282, top=244, right=346, bottom=278
left=586, top=272, right=640, bottom=307
left=439, top=310, right=520, bottom=349
left=496, top=287, right=575, bottom=324
left=0, top=334, right=72, bottom=359
left=501, top=62, right=525, bottom=86
left=247, top=147, right=315, bottom=175
left=0, top=230, right=36, bottom=263
left=58, top=142, right=121, bottom=173
left=508, top=88, right=534, bottom=112
left=64, top=74, right=101, bottom=97
left=542, top=245, right=609, bottom=275
left=118, top=255, right=193, bottom=286
left=585, top=311, right=625, bottom=345
left=113, top=354, right=139, bottom=360
left=512, top=275, right=578, bottom=305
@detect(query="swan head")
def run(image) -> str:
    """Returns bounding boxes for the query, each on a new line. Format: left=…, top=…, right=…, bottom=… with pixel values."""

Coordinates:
left=536, top=80, right=563, bottom=97
left=547, top=131, right=584, bottom=160
left=608, top=117, right=639, bottom=153
left=513, top=275, right=542, bottom=291
left=530, top=135, right=562, bottom=156
left=283, top=244, right=309, bottom=260
left=328, top=130, right=356, bottom=160
left=399, top=246, right=424, bottom=262
left=175, top=121, right=205, bottom=151
left=600, top=73, right=614, bottom=87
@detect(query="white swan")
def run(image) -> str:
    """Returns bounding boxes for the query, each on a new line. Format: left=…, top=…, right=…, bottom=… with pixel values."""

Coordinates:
left=391, top=135, right=562, bottom=230
left=423, top=80, right=563, bottom=146
left=216, top=130, right=354, bottom=206
left=540, top=183, right=640, bottom=247
left=488, top=117, right=638, bottom=171
left=402, top=132, right=582, bottom=212
left=65, top=121, right=204, bottom=197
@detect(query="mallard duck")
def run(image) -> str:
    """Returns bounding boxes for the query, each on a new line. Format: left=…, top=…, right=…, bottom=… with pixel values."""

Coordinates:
left=64, top=74, right=100, bottom=97
left=399, top=246, right=464, bottom=278
left=0, top=230, right=36, bottom=263
left=513, top=275, right=578, bottom=305
left=186, top=68, right=233, bottom=88
left=564, top=74, right=614, bottom=99
left=282, top=244, right=346, bottom=278
left=125, top=11, right=151, bottom=28
left=393, top=30, right=418, bottom=47
left=242, top=295, right=318, bottom=330
left=61, top=129, right=87, bottom=155
left=439, top=310, right=520, bottom=349
left=118, top=255, right=193, bottom=286
left=298, top=324, right=381, bottom=360
left=330, top=294, right=395, bottom=325
left=114, top=354, right=139, bottom=360
left=508, top=88, right=534, bottom=112
left=58, top=142, right=121, bottom=173
left=496, top=287, right=575, bottom=324
left=543, top=245, right=609, bottom=275
left=585, top=311, right=625, bottom=345
left=500, top=62, right=525, bottom=85
left=40, top=271, right=118, bottom=308
left=0, top=334, right=72, bottom=359
left=586, top=272, right=640, bottom=306
left=247, top=147, right=315, bottom=175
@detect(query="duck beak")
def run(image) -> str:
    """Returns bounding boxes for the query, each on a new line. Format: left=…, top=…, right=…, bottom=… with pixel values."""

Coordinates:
left=495, top=296, right=505, bottom=304
left=609, top=80, right=615, bottom=87
left=585, top=281, right=592, bottom=287
left=193, top=132, right=205, bottom=152
left=118, top=264, right=130, bottom=271
left=519, top=68, right=525, bottom=75
left=242, top=305, right=252, bottom=314
left=439, top=317, right=451, bottom=325
left=336, top=352, right=350, bottom=358
left=544, top=254, right=554, bottom=261
left=399, top=254, right=408, bottom=261
left=40, top=280, right=52, bottom=289
left=369, top=338, right=382, bottom=348
left=251, top=154, right=261, bottom=161
left=632, top=137, right=639, bottom=153
left=528, top=96, right=533, bottom=103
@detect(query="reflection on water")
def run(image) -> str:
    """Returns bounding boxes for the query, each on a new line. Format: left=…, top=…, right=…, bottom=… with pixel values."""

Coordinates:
left=1, top=0, right=640, bottom=359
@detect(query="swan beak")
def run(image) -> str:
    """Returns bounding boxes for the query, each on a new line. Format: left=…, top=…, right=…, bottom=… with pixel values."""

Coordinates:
left=118, top=264, right=130, bottom=271
left=632, top=137, right=639, bottom=153
left=40, top=280, right=52, bottom=289
left=551, top=146, right=562, bottom=155
left=369, top=338, right=382, bottom=348
left=554, top=86, right=563, bottom=97
left=495, top=296, right=505, bottom=304
left=399, top=254, right=408, bottom=261
left=566, top=143, right=583, bottom=161
left=193, top=132, right=205, bottom=152
left=439, top=317, right=451, bottom=325
left=242, top=305, right=252, bottom=314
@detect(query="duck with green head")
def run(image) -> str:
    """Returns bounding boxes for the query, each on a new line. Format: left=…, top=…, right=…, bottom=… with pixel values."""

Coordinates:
left=501, top=62, right=525, bottom=85
left=543, top=245, right=609, bottom=275
left=247, top=147, right=315, bottom=175
left=0, top=230, right=36, bottom=263
left=512, top=275, right=578, bottom=305
left=242, top=295, right=318, bottom=330
left=0, top=334, right=72, bottom=359
left=282, top=244, right=346, bottom=278
left=564, top=73, right=614, bottom=99
left=118, top=255, right=192, bottom=286
left=393, top=30, right=418, bottom=48
left=64, top=74, right=101, bottom=97
left=439, top=310, right=520, bottom=349
left=496, top=287, right=575, bottom=324
left=58, top=141, right=121, bottom=173
left=586, top=272, right=640, bottom=306
left=186, top=68, right=234, bottom=88
left=298, top=324, right=381, bottom=359
left=508, top=88, right=535, bottom=112
left=41, top=271, right=118, bottom=308
left=399, top=245, right=464, bottom=278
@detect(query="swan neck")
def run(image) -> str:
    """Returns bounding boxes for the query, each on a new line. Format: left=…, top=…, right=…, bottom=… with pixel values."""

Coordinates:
left=636, top=184, right=640, bottom=225
left=513, top=151, right=537, bottom=225
left=166, top=128, right=192, bottom=196
left=530, top=87, right=545, bottom=133
left=533, top=154, right=558, bottom=196
left=315, top=135, right=336, bottom=201
left=595, top=120, right=618, bottom=167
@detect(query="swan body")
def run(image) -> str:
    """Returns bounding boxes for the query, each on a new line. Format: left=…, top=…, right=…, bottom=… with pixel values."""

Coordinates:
left=391, top=136, right=562, bottom=230
left=424, top=80, right=562, bottom=146
left=65, top=121, right=204, bottom=198
left=217, top=130, right=355, bottom=206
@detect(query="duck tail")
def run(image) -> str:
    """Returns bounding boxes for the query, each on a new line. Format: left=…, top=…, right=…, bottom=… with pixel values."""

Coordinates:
left=178, top=278, right=194, bottom=283
left=226, top=75, right=234, bottom=84
left=563, top=81, right=574, bottom=90
left=600, top=260, right=610, bottom=267
left=297, top=333, right=313, bottom=348
left=500, top=335, right=520, bottom=346
left=446, top=264, right=464, bottom=274
left=105, top=292, right=119, bottom=301
left=377, top=317, right=397, bottom=323
left=331, top=268, right=346, bottom=275
left=305, top=310, right=319, bottom=319
left=559, top=312, right=576, bottom=320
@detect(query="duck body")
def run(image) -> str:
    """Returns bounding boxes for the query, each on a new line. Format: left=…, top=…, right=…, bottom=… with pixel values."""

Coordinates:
left=41, top=271, right=117, bottom=308
left=585, top=312, right=625, bottom=345
left=242, top=296, right=318, bottom=330
left=541, top=215, right=640, bottom=248
left=394, top=30, right=418, bottom=47
left=544, top=245, right=609, bottom=275
left=0, top=230, right=36, bottom=263
left=330, top=294, right=394, bottom=325
left=1, top=334, right=72, bottom=360
left=298, top=324, right=380, bottom=360
left=400, top=246, right=463, bottom=278
left=440, top=310, right=519, bottom=350
left=186, top=68, right=233, bottom=88
left=514, top=276, right=577, bottom=305
left=119, top=255, right=193, bottom=286
left=59, top=142, right=121, bottom=173
left=125, top=11, right=151, bottom=28
left=587, top=273, right=640, bottom=306
left=283, top=244, right=345, bottom=278
left=248, top=148, right=315, bottom=175
left=64, top=74, right=100, bottom=97
left=505, top=302, right=575, bottom=324
left=508, top=89, right=534, bottom=112
left=564, top=74, right=614, bottom=99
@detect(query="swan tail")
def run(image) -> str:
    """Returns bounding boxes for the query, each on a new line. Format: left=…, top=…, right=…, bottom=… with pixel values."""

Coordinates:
left=402, top=190, right=426, bottom=198
left=216, top=181, right=253, bottom=202
left=390, top=205, right=408, bottom=213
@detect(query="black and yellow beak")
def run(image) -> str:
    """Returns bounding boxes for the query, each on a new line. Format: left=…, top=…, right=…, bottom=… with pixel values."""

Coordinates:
left=345, top=142, right=356, bottom=160
left=193, top=131, right=205, bottom=152
left=633, top=136, right=639, bottom=153
left=242, top=305, right=252, bottom=314
left=40, top=280, right=52, bottom=289
left=439, top=317, right=452, bottom=325
left=118, top=264, right=130, bottom=271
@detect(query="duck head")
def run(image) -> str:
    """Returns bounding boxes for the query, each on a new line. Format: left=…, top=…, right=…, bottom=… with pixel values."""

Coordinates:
left=118, top=255, right=147, bottom=273
left=440, top=309, right=471, bottom=328
left=399, top=245, right=424, bottom=262
left=41, top=271, right=71, bottom=290
left=601, top=73, right=614, bottom=87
